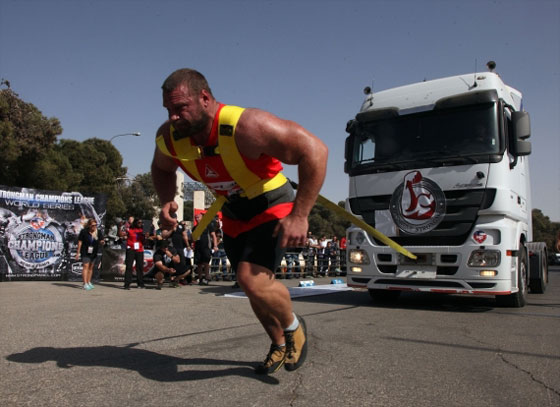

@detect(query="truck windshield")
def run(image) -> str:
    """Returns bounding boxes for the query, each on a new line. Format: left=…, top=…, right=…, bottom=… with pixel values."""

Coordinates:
left=349, top=102, right=500, bottom=171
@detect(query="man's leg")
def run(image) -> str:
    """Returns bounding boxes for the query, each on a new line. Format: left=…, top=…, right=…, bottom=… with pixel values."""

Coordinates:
left=124, top=249, right=134, bottom=288
left=135, top=251, right=145, bottom=287
left=198, top=262, right=210, bottom=285
left=155, top=271, right=164, bottom=289
left=224, top=220, right=308, bottom=374
left=237, top=261, right=293, bottom=344
left=237, top=261, right=308, bottom=373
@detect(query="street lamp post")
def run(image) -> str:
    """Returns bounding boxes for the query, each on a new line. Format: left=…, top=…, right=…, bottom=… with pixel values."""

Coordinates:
left=109, top=132, right=141, bottom=143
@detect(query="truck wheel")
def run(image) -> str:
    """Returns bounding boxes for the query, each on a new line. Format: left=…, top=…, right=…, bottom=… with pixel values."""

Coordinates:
left=369, top=289, right=400, bottom=303
left=528, top=243, right=548, bottom=294
left=496, top=244, right=528, bottom=308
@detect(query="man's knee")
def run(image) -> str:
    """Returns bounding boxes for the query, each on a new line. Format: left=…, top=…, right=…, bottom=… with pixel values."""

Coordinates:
left=237, top=266, right=273, bottom=298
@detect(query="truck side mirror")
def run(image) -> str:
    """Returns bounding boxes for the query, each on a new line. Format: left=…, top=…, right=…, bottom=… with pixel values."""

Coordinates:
left=344, top=135, right=351, bottom=174
left=511, top=111, right=531, bottom=157
left=514, top=140, right=531, bottom=156
left=344, top=120, right=357, bottom=174
left=511, top=111, right=530, bottom=140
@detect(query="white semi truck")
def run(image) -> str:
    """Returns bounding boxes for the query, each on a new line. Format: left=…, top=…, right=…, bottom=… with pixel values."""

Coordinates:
left=344, top=65, right=548, bottom=307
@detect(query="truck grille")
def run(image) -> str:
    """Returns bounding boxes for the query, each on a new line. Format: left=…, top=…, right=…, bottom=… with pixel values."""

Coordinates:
left=349, top=189, right=496, bottom=246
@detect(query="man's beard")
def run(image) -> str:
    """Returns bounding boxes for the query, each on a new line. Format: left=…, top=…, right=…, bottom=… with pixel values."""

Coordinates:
left=174, top=111, right=212, bottom=142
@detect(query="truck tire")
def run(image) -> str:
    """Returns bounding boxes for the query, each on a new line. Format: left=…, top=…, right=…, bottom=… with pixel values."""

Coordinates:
left=496, top=243, right=528, bottom=308
left=527, top=242, right=548, bottom=294
left=369, top=289, right=400, bottom=303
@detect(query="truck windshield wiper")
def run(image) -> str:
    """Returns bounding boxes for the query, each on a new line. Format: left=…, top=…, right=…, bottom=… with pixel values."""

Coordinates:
left=421, top=152, right=478, bottom=165
left=372, top=162, right=406, bottom=171
left=440, top=155, right=478, bottom=164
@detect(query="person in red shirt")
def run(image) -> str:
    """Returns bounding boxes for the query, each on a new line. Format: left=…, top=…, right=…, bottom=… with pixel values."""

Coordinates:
left=124, top=219, right=145, bottom=289
left=339, top=236, right=347, bottom=250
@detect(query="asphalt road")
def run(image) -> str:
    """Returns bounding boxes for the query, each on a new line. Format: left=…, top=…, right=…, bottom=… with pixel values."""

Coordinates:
left=1, top=268, right=559, bottom=407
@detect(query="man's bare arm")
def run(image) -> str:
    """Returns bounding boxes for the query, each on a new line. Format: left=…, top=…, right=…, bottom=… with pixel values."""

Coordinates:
left=151, top=124, right=180, bottom=231
left=235, top=109, right=328, bottom=247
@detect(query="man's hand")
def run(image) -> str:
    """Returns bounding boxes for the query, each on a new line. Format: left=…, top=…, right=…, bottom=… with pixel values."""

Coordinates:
left=159, top=201, right=178, bottom=238
left=273, top=214, right=309, bottom=248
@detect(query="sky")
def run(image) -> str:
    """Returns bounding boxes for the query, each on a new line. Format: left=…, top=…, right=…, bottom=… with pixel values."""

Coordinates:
left=1, top=0, right=559, bottom=221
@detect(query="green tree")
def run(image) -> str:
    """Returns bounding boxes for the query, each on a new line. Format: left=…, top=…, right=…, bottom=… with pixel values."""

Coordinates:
left=308, top=200, right=350, bottom=238
left=0, top=87, right=62, bottom=186
left=0, top=85, right=131, bottom=223
left=118, top=173, right=158, bottom=222
left=532, top=209, right=560, bottom=252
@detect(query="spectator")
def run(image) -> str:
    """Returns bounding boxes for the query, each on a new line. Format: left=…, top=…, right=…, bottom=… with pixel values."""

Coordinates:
left=192, top=212, right=218, bottom=285
left=123, top=216, right=134, bottom=235
left=284, top=248, right=301, bottom=279
left=307, top=232, right=318, bottom=248
left=211, top=230, right=229, bottom=280
left=180, top=220, right=192, bottom=239
left=106, top=217, right=122, bottom=248
left=145, top=240, right=192, bottom=289
left=185, top=241, right=195, bottom=280
left=339, top=236, right=347, bottom=250
left=144, top=221, right=157, bottom=250
left=169, top=219, right=190, bottom=264
left=305, top=232, right=319, bottom=276
left=302, top=241, right=316, bottom=277
left=339, top=235, right=347, bottom=273
left=331, top=236, right=339, bottom=249
left=317, top=236, right=329, bottom=276
left=124, top=219, right=145, bottom=290
left=118, top=217, right=132, bottom=249
left=328, top=241, right=340, bottom=276
left=75, top=218, right=105, bottom=290
left=155, top=221, right=164, bottom=240
left=214, top=215, right=223, bottom=235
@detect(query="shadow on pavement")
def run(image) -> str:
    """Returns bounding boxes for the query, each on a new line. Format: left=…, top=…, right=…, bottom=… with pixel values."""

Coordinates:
left=290, top=289, right=497, bottom=313
left=50, top=282, right=84, bottom=290
left=6, top=345, right=279, bottom=385
left=51, top=282, right=129, bottom=290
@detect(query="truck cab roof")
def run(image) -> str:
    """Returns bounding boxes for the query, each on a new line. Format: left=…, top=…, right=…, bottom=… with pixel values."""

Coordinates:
left=361, top=72, right=523, bottom=114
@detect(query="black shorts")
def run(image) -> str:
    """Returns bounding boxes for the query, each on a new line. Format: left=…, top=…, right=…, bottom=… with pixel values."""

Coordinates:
left=80, top=255, right=95, bottom=264
left=194, top=246, right=212, bottom=264
left=223, top=220, right=286, bottom=273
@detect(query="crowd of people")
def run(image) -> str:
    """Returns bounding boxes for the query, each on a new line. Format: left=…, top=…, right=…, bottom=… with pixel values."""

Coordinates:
left=82, top=214, right=347, bottom=291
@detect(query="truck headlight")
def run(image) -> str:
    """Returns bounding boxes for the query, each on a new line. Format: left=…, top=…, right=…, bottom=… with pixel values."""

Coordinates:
left=467, top=250, right=501, bottom=267
left=349, top=249, right=370, bottom=265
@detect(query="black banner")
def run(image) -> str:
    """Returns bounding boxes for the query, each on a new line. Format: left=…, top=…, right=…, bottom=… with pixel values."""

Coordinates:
left=0, top=185, right=106, bottom=281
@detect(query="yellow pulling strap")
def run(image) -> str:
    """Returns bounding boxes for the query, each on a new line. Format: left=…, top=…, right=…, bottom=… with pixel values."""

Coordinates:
left=315, top=194, right=417, bottom=260
left=190, top=186, right=416, bottom=259
left=191, top=195, right=227, bottom=241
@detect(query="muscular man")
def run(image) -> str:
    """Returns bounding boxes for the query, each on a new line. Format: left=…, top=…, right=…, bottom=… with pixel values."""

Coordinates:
left=151, top=68, right=327, bottom=374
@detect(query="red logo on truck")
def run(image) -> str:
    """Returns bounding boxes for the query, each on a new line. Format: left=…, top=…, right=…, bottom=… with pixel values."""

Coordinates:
left=390, top=171, right=446, bottom=234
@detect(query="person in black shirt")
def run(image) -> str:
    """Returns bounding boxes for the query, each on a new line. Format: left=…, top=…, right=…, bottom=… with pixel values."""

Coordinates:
left=145, top=240, right=192, bottom=289
left=192, top=213, right=218, bottom=285
left=75, top=218, right=104, bottom=290
left=169, top=220, right=190, bottom=262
